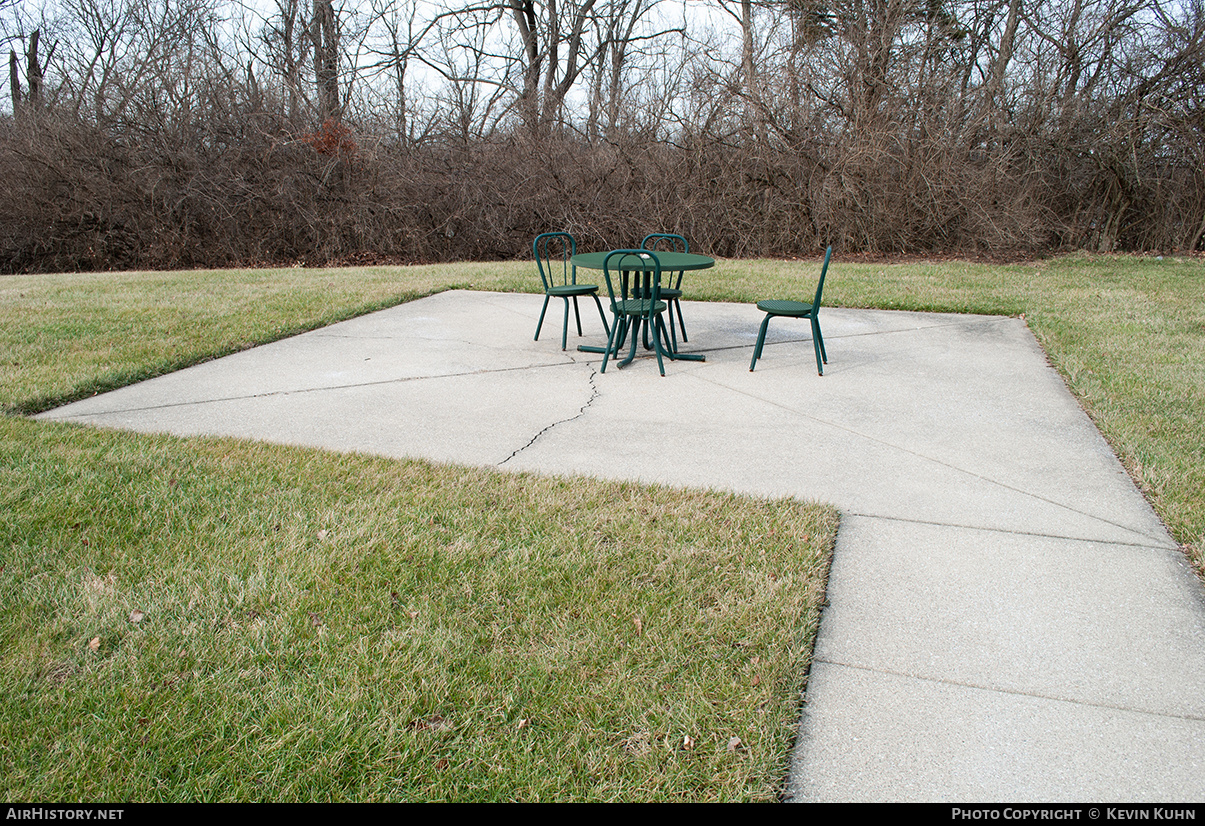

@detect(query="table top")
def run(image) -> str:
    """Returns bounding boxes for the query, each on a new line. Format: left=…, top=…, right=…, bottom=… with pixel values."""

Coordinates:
left=570, top=251, right=715, bottom=272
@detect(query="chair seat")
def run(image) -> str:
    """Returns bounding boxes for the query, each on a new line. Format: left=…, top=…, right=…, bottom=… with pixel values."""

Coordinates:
left=613, top=298, right=667, bottom=316
left=756, top=299, right=814, bottom=316
left=547, top=284, right=600, bottom=296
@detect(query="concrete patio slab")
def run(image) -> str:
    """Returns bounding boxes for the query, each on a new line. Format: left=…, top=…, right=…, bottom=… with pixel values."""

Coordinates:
left=813, top=517, right=1205, bottom=720
left=37, top=289, right=1205, bottom=801
left=790, top=659, right=1205, bottom=802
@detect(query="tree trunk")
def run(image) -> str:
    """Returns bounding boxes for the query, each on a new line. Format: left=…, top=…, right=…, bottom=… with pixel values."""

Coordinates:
left=8, top=50, right=19, bottom=109
left=510, top=0, right=541, bottom=133
left=27, top=29, right=42, bottom=107
left=312, top=0, right=339, bottom=122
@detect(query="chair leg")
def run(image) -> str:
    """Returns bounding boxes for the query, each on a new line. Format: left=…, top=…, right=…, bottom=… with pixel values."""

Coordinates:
left=619, top=315, right=632, bottom=353
left=811, top=316, right=824, bottom=376
left=572, top=296, right=583, bottom=336
left=593, top=295, right=611, bottom=337
left=666, top=300, right=679, bottom=353
left=651, top=312, right=667, bottom=376
left=535, top=294, right=551, bottom=341
left=814, top=317, right=827, bottom=364
left=621, top=316, right=641, bottom=368
left=601, top=314, right=623, bottom=373
left=614, top=314, right=630, bottom=351
left=561, top=297, right=570, bottom=350
left=750, top=314, right=773, bottom=371
left=674, top=298, right=688, bottom=342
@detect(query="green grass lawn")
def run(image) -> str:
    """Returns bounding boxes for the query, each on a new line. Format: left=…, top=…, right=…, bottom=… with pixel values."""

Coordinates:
left=1, top=252, right=1202, bottom=800
left=1, top=417, right=834, bottom=801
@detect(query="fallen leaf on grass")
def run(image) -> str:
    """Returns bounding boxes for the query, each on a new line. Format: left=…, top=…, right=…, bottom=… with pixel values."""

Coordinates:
left=682, top=735, right=695, bottom=751
left=129, top=610, right=145, bottom=624
left=88, top=637, right=100, bottom=651
left=727, top=737, right=743, bottom=752
left=633, top=616, right=643, bottom=636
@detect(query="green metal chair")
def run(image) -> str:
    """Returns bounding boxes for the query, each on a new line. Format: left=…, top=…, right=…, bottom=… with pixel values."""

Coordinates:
left=533, top=232, right=610, bottom=350
left=639, top=233, right=690, bottom=349
left=749, top=246, right=832, bottom=375
left=600, top=249, right=674, bottom=376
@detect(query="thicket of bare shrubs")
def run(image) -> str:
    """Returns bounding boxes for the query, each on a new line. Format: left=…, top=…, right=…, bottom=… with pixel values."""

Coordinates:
left=2, top=0, right=1203, bottom=273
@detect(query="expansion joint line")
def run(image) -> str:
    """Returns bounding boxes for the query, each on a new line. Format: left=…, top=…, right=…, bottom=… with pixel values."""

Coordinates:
left=499, top=360, right=599, bottom=465
left=810, top=657, right=1205, bottom=723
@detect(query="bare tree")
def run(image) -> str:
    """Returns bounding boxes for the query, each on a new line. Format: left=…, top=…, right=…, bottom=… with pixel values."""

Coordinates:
left=312, top=0, right=339, bottom=121
left=261, top=0, right=309, bottom=124
left=581, top=0, right=681, bottom=138
left=8, top=48, right=16, bottom=106
left=7, top=26, right=50, bottom=115
left=362, top=0, right=423, bottom=142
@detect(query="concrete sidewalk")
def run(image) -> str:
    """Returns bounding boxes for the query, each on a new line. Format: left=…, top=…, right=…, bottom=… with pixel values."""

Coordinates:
left=38, top=290, right=1205, bottom=801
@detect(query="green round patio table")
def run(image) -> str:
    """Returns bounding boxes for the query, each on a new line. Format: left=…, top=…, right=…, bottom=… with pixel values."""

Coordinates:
left=569, top=251, right=715, bottom=273
left=570, top=251, right=714, bottom=362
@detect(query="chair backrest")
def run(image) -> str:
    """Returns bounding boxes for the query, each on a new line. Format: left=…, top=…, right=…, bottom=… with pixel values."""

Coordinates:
left=813, top=246, right=833, bottom=310
left=534, top=232, right=577, bottom=290
left=602, top=249, right=661, bottom=309
left=640, top=233, right=687, bottom=254
left=641, top=234, right=687, bottom=289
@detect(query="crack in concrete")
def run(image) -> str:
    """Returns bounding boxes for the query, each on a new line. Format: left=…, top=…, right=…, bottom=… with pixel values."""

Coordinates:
left=499, top=359, right=599, bottom=465
left=38, top=360, right=579, bottom=418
